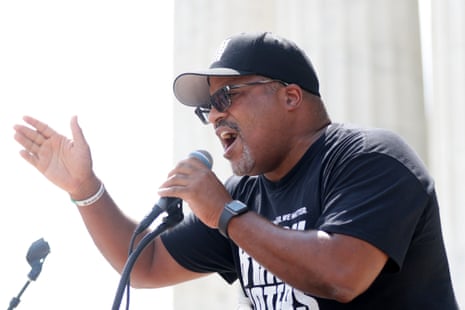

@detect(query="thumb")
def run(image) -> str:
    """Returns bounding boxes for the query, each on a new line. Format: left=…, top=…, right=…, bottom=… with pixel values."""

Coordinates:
left=70, top=115, right=88, bottom=146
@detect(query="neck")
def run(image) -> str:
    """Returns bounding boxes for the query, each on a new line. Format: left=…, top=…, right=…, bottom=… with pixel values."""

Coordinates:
left=263, top=121, right=330, bottom=182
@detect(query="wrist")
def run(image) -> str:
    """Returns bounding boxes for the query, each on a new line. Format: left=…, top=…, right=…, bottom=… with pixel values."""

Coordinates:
left=69, top=177, right=102, bottom=202
left=218, top=200, right=248, bottom=238
left=71, top=182, right=105, bottom=207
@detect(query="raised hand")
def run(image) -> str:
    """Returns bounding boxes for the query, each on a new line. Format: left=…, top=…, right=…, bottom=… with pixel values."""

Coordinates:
left=13, top=116, right=95, bottom=195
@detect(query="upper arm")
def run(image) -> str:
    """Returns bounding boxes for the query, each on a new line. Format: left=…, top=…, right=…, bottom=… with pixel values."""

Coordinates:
left=134, top=213, right=237, bottom=288
left=320, top=152, right=428, bottom=272
left=131, top=237, right=208, bottom=289
left=320, top=232, right=388, bottom=301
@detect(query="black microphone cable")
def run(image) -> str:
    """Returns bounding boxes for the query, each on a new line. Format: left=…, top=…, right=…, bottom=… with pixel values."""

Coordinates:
left=113, top=150, right=213, bottom=310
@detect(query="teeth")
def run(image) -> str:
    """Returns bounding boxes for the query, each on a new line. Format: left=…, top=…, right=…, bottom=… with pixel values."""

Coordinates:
left=220, top=132, right=236, bottom=139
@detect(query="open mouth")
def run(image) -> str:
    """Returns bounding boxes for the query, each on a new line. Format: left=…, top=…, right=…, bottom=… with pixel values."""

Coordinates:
left=220, top=131, right=238, bottom=150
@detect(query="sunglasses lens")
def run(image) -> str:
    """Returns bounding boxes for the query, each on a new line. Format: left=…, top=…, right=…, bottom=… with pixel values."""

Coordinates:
left=210, top=88, right=230, bottom=112
left=195, top=107, right=210, bottom=124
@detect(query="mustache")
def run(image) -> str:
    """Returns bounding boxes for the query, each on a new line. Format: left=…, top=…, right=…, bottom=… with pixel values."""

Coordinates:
left=215, top=119, right=240, bottom=132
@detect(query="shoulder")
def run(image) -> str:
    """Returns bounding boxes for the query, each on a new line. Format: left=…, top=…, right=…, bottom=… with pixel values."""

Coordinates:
left=325, top=123, right=421, bottom=159
left=225, top=175, right=259, bottom=198
left=324, top=123, right=432, bottom=189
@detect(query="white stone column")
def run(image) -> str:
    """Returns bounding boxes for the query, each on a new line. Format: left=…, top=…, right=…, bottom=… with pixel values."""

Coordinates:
left=172, top=0, right=429, bottom=309
left=430, top=0, right=465, bottom=306
left=173, top=0, right=278, bottom=182
left=172, top=1, right=276, bottom=309
left=275, top=0, right=427, bottom=160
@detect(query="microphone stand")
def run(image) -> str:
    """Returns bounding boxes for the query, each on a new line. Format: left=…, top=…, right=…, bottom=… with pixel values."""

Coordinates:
left=111, top=201, right=184, bottom=310
left=7, top=238, right=50, bottom=310
left=8, top=281, right=31, bottom=310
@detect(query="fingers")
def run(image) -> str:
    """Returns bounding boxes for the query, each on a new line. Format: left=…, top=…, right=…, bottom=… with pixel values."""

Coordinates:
left=159, top=162, right=195, bottom=194
left=22, top=115, right=56, bottom=139
left=14, top=123, right=44, bottom=143
left=18, top=149, right=39, bottom=167
left=14, top=116, right=56, bottom=152
left=159, top=158, right=214, bottom=199
left=14, top=124, right=44, bottom=155
left=14, top=116, right=56, bottom=155
left=162, top=159, right=208, bottom=190
left=13, top=116, right=61, bottom=167
left=166, top=157, right=208, bottom=178
left=159, top=170, right=190, bottom=195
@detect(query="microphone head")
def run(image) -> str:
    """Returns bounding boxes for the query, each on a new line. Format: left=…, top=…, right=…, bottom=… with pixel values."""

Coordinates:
left=189, top=150, right=213, bottom=169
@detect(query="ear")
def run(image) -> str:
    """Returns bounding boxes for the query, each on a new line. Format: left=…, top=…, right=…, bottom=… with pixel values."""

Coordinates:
left=283, top=84, right=303, bottom=111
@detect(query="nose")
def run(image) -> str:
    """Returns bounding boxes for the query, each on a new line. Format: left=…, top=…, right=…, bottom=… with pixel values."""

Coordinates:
left=207, top=106, right=227, bottom=125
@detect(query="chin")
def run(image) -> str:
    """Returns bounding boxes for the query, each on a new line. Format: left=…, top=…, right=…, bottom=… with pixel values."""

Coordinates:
left=229, top=144, right=256, bottom=176
left=231, top=161, right=256, bottom=176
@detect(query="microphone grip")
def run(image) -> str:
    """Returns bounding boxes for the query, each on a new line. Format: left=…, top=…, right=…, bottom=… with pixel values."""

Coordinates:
left=134, top=150, right=212, bottom=235
left=135, top=205, right=164, bottom=235
left=135, top=197, right=181, bottom=234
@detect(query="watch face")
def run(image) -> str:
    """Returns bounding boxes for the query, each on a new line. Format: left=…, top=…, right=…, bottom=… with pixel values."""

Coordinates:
left=219, top=200, right=248, bottom=238
left=228, top=201, right=247, bottom=214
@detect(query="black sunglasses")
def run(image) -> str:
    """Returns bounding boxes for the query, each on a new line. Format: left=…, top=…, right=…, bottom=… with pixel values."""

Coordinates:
left=194, top=79, right=288, bottom=124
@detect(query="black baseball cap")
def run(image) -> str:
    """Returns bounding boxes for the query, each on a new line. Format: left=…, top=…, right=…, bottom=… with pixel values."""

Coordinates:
left=173, top=32, right=320, bottom=108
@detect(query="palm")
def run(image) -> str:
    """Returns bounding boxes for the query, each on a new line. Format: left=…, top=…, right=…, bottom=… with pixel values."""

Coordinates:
left=15, top=116, right=93, bottom=193
left=39, top=133, right=92, bottom=192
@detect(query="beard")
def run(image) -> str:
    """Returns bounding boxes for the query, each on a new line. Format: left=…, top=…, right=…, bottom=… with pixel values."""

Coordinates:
left=231, top=142, right=255, bottom=176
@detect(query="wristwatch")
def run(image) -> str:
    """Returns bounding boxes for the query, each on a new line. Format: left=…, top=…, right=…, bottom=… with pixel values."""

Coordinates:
left=218, top=200, right=248, bottom=238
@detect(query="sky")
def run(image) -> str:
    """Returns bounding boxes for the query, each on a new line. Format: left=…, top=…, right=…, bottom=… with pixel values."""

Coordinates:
left=0, top=1, right=175, bottom=309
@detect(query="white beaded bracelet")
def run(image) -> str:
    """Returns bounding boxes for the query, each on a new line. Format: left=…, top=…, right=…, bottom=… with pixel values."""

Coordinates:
left=71, top=183, right=105, bottom=207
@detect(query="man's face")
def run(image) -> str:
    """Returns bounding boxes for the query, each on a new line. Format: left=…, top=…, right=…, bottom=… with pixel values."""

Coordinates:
left=207, top=76, right=289, bottom=176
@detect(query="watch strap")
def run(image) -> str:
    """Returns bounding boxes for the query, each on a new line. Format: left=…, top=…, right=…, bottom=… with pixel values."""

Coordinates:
left=218, top=200, right=248, bottom=238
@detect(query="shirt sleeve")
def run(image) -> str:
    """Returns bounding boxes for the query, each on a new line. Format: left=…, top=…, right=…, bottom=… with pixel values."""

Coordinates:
left=317, top=152, right=429, bottom=272
left=161, top=213, right=238, bottom=284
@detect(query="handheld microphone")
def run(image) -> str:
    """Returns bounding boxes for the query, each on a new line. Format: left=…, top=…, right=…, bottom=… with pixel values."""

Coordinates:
left=134, top=150, right=213, bottom=234
left=114, top=152, right=212, bottom=310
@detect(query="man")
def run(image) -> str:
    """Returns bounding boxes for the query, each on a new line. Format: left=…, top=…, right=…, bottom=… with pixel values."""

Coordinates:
left=14, top=32, right=457, bottom=309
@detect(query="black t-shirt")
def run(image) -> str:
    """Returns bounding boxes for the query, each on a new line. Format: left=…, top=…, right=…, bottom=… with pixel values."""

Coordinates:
left=161, top=124, right=458, bottom=309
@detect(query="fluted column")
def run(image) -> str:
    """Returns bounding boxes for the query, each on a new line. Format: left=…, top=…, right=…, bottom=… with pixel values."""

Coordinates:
left=172, top=2, right=275, bottom=308
left=173, top=0, right=277, bottom=182
left=430, top=0, right=465, bottom=306
left=275, top=0, right=427, bottom=160
left=172, top=0, right=429, bottom=309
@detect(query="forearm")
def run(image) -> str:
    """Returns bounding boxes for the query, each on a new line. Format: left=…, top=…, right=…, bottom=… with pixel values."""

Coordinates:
left=71, top=177, right=209, bottom=289
left=13, top=116, right=177, bottom=286
left=227, top=212, right=386, bottom=302
left=73, top=183, right=154, bottom=282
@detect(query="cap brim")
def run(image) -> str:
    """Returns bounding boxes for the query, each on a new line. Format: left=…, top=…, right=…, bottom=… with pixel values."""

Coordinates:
left=173, top=68, right=253, bottom=107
